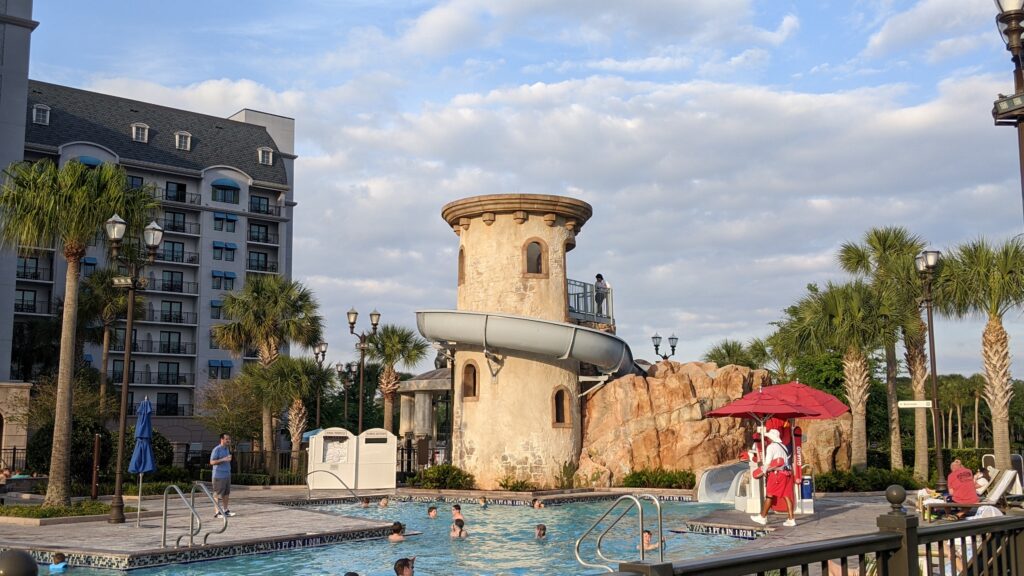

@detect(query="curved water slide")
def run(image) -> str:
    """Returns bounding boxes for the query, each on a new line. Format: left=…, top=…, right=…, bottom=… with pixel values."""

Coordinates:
left=415, top=310, right=643, bottom=378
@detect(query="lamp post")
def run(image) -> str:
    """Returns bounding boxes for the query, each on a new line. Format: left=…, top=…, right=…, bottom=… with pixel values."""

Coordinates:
left=104, top=214, right=163, bottom=524
left=916, top=249, right=947, bottom=493
left=334, top=361, right=359, bottom=428
left=313, top=341, right=328, bottom=428
left=651, top=333, right=679, bottom=361
left=993, top=0, right=1024, bottom=224
left=347, top=308, right=380, bottom=434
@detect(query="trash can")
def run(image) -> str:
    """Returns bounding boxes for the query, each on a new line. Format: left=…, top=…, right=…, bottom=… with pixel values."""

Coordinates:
left=801, top=476, right=814, bottom=500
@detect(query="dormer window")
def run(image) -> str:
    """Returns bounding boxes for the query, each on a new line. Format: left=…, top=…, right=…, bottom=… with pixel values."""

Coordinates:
left=131, top=123, right=149, bottom=143
left=32, top=105, right=50, bottom=126
left=258, top=147, right=273, bottom=166
left=175, top=131, right=191, bottom=151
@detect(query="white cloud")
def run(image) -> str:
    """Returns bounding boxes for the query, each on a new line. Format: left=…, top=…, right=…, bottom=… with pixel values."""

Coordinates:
left=926, top=33, right=989, bottom=63
left=864, top=0, right=991, bottom=59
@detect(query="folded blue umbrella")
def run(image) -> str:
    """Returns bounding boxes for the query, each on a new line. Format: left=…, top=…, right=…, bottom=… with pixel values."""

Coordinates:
left=128, top=398, right=156, bottom=527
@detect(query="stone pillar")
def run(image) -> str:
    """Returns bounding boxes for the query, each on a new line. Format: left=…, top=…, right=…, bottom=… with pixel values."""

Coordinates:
left=0, top=382, right=32, bottom=451
left=413, top=391, right=432, bottom=439
left=171, top=442, right=188, bottom=468
left=399, top=395, right=415, bottom=438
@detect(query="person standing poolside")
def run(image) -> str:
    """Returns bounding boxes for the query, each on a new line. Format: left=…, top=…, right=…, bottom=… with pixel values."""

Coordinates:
left=750, top=428, right=795, bottom=527
left=210, top=433, right=235, bottom=518
left=595, top=274, right=610, bottom=315
left=393, top=556, right=415, bottom=576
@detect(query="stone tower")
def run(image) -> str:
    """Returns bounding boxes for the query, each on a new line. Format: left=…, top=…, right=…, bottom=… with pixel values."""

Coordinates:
left=441, top=194, right=593, bottom=489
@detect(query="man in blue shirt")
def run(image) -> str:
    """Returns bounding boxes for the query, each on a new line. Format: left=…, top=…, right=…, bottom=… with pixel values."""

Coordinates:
left=210, top=433, right=235, bottom=518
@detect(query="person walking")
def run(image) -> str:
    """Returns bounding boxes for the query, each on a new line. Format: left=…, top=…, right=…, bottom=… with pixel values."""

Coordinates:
left=210, top=433, right=235, bottom=518
left=750, top=428, right=795, bottom=527
left=595, top=274, right=610, bottom=316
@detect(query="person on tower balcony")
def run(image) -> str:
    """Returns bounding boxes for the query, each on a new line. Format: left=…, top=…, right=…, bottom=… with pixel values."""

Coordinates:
left=595, top=274, right=610, bottom=316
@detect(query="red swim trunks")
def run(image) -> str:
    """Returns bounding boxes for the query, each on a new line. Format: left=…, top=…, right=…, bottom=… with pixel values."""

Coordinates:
left=766, top=470, right=794, bottom=500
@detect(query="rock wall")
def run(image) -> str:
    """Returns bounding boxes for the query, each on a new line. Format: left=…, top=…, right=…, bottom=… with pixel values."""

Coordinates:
left=577, top=361, right=851, bottom=486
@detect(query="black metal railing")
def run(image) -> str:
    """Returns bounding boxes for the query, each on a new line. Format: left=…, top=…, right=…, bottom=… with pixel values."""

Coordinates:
left=246, top=258, right=278, bottom=273
left=159, top=218, right=201, bottom=235
left=129, top=403, right=194, bottom=416
left=567, top=278, right=614, bottom=325
left=154, top=250, right=200, bottom=265
left=0, top=448, right=27, bottom=471
left=16, top=268, right=52, bottom=281
left=149, top=280, right=200, bottom=294
left=109, top=341, right=197, bottom=355
left=184, top=448, right=308, bottom=479
left=152, top=187, right=201, bottom=205
left=248, top=202, right=282, bottom=217
left=108, top=372, right=195, bottom=386
left=247, top=230, right=279, bottom=244
left=13, top=300, right=59, bottom=315
left=121, top=310, right=198, bottom=324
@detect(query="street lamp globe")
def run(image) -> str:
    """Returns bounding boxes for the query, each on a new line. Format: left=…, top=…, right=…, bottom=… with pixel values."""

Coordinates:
left=104, top=214, right=127, bottom=242
left=668, top=334, right=679, bottom=349
left=651, top=333, right=662, bottom=348
left=347, top=308, right=358, bottom=331
left=143, top=221, right=164, bottom=248
left=996, top=0, right=1024, bottom=15
left=369, top=309, right=381, bottom=329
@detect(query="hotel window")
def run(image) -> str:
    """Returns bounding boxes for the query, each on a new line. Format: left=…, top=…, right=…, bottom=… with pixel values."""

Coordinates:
left=213, top=243, right=223, bottom=261
left=131, top=122, right=149, bottom=143
left=258, top=147, right=273, bottom=165
left=17, top=257, right=38, bottom=279
left=158, top=362, right=180, bottom=385
left=174, top=131, right=191, bottom=151
left=166, top=182, right=187, bottom=202
left=224, top=243, right=236, bottom=261
left=32, top=105, right=50, bottom=125
left=127, top=175, right=144, bottom=190
left=161, top=301, right=182, bottom=323
left=212, top=271, right=223, bottom=290
left=223, top=274, right=235, bottom=290
left=15, top=289, right=36, bottom=313
left=212, top=185, right=239, bottom=204
left=210, top=301, right=223, bottom=320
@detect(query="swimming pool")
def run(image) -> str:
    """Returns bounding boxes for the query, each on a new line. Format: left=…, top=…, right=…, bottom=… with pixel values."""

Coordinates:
left=63, top=499, right=742, bottom=575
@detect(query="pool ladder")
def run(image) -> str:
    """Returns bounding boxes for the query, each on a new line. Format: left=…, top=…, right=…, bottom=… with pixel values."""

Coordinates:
left=161, top=482, right=229, bottom=548
left=306, top=469, right=360, bottom=500
left=574, top=494, right=664, bottom=573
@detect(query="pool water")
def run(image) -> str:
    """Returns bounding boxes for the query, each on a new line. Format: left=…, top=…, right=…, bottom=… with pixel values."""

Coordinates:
left=66, top=499, right=742, bottom=575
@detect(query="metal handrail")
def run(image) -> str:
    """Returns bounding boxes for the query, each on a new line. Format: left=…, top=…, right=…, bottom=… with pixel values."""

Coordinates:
left=191, top=481, right=228, bottom=545
left=161, top=484, right=202, bottom=549
left=575, top=494, right=664, bottom=572
left=306, top=469, right=359, bottom=500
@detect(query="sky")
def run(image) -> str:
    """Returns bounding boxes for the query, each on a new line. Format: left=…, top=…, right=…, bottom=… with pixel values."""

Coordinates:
left=27, top=0, right=1024, bottom=377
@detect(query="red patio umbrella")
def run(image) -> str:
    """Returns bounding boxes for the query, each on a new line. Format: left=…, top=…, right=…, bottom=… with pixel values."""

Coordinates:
left=758, top=381, right=849, bottom=420
left=706, top=389, right=825, bottom=424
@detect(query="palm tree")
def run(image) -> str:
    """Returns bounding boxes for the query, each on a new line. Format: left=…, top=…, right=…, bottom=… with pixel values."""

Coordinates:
left=212, top=274, right=323, bottom=473
left=366, top=325, right=429, bottom=434
left=935, top=237, right=1024, bottom=470
left=78, top=268, right=142, bottom=417
left=0, top=159, right=155, bottom=507
left=839, top=227, right=925, bottom=470
left=701, top=339, right=756, bottom=369
left=781, top=281, right=881, bottom=471
left=748, top=333, right=796, bottom=383
left=967, top=373, right=986, bottom=449
left=903, top=318, right=930, bottom=481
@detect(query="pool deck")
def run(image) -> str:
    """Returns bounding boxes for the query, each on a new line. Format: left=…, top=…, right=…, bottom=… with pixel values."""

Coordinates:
left=0, top=487, right=896, bottom=571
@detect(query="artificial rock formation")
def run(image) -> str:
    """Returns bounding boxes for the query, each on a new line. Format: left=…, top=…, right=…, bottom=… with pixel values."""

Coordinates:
left=576, top=360, right=852, bottom=486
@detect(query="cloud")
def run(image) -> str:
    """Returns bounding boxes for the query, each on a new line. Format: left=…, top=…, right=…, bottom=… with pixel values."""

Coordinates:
left=864, top=0, right=991, bottom=59
left=926, top=33, right=989, bottom=63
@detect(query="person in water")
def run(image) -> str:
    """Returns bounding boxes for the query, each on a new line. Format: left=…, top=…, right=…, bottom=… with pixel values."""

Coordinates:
left=450, top=518, right=468, bottom=538
left=427, top=506, right=437, bottom=518
left=535, top=524, right=547, bottom=538
left=639, top=530, right=663, bottom=551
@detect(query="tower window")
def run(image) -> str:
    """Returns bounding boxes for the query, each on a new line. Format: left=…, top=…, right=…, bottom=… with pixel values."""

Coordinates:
left=463, top=362, right=478, bottom=399
left=175, top=131, right=192, bottom=151
left=131, top=123, right=149, bottom=143
left=553, top=388, right=570, bottom=427
left=258, top=147, right=273, bottom=165
left=32, top=105, right=50, bottom=126
left=458, top=247, right=465, bottom=286
left=523, top=239, right=548, bottom=277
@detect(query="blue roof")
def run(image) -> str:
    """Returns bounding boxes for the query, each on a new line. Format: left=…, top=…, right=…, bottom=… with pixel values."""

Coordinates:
left=212, top=270, right=224, bottom=277
left=221, top=360, right=234, bottom=368
left=210, top=299, right=222, bottom=306
left=225, top=242, right=237, bottom=250
left=82, top=256, right=98, bottom=264
left=213, top=241, right=225, bottom=248
left=211, top=177, right=240, bottom=189
left=83, top=353, right=93, bottom=362
left=208, top=359, right=221, bottom=367
left=226, top=214, right=239, bottom=221
left=224, top=271, right=237, bottom=279
left=214, top=212, right=226, bottom=219
left=76, top=155, right=102, bottom=166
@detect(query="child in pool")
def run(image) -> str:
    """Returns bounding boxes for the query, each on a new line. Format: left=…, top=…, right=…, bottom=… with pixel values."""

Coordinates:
left=450, top=518, right=468, bottom=538
left=49, top=552, right=68, bottom=574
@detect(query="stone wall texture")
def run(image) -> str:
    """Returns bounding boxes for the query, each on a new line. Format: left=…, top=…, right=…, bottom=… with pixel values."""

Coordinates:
left=577, top=361, right=852, bottom=486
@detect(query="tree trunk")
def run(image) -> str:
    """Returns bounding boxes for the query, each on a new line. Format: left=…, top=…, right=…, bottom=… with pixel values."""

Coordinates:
left=379, top=365, right=401, bottom=434
left=981, top=315, right=1013, bottom=470
left=842, top=348, right=871, bottom=472
left=884, top=342, right=903, bottom=469
left=946, top=408, right=953, bottom=449
left=956, top=404, right=963, bottom=449
left=262, top=406, right=275, bottom=476
left=383, top=392, right=395, bottom=434
left=287, top=398, right=307, bottom=474
left=905, top=325, right=929, bottom=482
left=974, top=395, right=980, bottom=449
left=98, top=326, right=110, bottom=418
left=43, top=251, right=83, bottom=507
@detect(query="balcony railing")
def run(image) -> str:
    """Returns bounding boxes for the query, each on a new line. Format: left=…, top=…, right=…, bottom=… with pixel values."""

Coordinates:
left=129, top=403, right=194, bottom=416
left=247, top=230, right=279, bottom=244
left=16, top=268, right=52, bottom=281
left=154, top=250, right=200, bottom=265
left=109, top=341, right=197, bottom=355
left=149, top=280, right=200, bottom=294
left=151, top=187, right=201, bottom=206
left=14, top=300, right=59, bottom=315
left=567, top=278, right=614, bottom=325
left=159, top=218, right=201, bottom=235
left=120, top=310, right=198, bottom=324
left=109, top=372, right=195, bottom=386
left=248, top=202, right=282, bottom=217
left=246, top=259, right=279, bottom=273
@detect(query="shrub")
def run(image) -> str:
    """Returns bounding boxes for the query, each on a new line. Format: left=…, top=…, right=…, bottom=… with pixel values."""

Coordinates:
left=554, top=460, right=578, bottom=490
left=0, top=500, right=128, bottom=518
left=27, top=421, right=113, bottom=482
left=814, top=467, right=923, bottom=492
left=622, top=468, right=695, bottom=489
left=498, top=475, right=538, bottom=492
left=272, top=471, right=306, bottom=486
left=118, top=427, right=175, bottom=473
left=409, top=464, right=475, bottom=490
left=198, top=469, right=270, bottom=486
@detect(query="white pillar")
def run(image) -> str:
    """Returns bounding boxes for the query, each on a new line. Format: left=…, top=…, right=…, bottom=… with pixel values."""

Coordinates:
left=399, top=394, right=415, bottom=438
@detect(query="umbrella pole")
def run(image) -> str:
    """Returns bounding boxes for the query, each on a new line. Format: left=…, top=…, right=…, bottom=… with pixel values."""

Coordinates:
left=137, top=473, right=143, bottom=527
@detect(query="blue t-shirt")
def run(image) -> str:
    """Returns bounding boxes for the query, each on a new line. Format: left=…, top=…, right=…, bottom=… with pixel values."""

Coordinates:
left=210, top=445, right=231, bottom=479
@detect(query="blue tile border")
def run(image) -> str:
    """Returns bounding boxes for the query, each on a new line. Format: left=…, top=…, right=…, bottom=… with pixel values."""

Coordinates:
left=681, top=522, right=768, bottom=540
left=279, top=492, right=693, bottom=509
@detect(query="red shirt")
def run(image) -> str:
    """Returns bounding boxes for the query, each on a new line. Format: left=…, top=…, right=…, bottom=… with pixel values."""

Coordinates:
left=948, top=468, right=980, bottom=504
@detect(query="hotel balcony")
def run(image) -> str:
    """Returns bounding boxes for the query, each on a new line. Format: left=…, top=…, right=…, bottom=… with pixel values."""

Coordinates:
left=154, top=249, right=200, bottom=266
left=248, top=201, right=282, bottom=217
left=129, top=403, right=194, bottom=417
left=109, top=372, right=195, bottom=386
left=247, top=230, right=279, bottom=245
left=14, top=300, right=59, bottom=316
left=16, top=267, right=53, bottom=282
left=246, top=258, right=279, bottom=274
left=121, top=310, right=198, bottom=325
left=151, top=187, right=201, bottom=206
left=109, top=341, right=197, bottom=356
left=159, top=218, right=201, bottom=236
left=148, top=280, right=200, bottom=295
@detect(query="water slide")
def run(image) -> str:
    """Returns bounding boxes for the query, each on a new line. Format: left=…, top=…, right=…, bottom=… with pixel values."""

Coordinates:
left=415, top=310, right=643, bottom=378
left=696, top=462, right=752, bottom=506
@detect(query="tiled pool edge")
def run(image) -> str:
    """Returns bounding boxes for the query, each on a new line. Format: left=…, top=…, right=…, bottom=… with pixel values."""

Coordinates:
left=280, top=492, right=694, bottom=508
left=0, top=525, right=391, bottom=571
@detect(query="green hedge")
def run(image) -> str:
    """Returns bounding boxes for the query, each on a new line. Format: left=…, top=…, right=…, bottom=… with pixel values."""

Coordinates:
left=408, top=464, right=475, bottom=490
left=198, top=470, right=270, bottom=485
left=622, top=468, right=696, bottom=489
left=497, top=476, right=538, bottom=492
left=0, top=500, right=133, bottom=518
left=814, top=468, right=923, bottom=492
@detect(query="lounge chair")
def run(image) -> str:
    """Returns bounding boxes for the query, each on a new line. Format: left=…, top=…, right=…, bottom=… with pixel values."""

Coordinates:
left=924, top=470, right=1020, bottom=522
